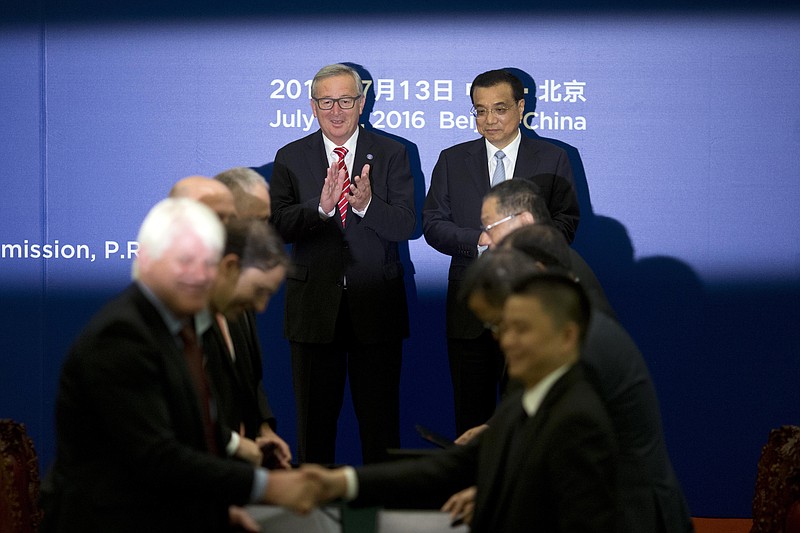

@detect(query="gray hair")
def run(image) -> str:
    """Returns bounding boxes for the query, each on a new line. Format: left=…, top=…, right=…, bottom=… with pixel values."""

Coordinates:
left=214, top=167, right=267, bottom=195
left=132, top=197, right=225, bottom=279
left=310, top=63, right=363, bottom=99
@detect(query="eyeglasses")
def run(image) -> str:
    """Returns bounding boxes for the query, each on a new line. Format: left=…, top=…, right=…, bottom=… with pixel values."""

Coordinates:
left=483, top=321, right=500, bottom=336
left=470, top=104, right=515, bottom=118
left=480, top=213, right=521, bottom=233
left=312, top=95, right=362, bottom=110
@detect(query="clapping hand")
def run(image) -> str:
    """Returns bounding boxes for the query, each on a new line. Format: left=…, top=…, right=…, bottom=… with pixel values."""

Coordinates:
left=348, top=164, right=372, bottom=211
left=320, top=160, right=347, bottom=214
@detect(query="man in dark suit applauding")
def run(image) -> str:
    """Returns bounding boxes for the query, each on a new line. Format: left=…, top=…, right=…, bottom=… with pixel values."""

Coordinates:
left=423, top=68, right=580, bottom=435
left=303, top=271, right=618, bottom=532
left=270, top=63, right=416, bottom=465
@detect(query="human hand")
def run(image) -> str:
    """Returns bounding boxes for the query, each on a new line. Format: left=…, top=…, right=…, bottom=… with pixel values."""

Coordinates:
left=454, top=424, right=489, bottom=445
left=300, top=464, right=348, bottom=503
left=256, top=426, right=292, bottom=470
left=441, top=485, right=477, bottom=527
left=262, top=469, right=321, bottom=515
left=235, top=435, right=264, bottom=466
left=320, top=160, right=346, bottom=214
left=228, top=505, right=261, bottom=532
left=348, top=164, right=372, bottom=211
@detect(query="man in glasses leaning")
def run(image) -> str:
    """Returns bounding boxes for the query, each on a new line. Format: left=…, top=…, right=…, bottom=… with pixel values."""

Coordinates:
left=422, top=68, right=580, bottom=438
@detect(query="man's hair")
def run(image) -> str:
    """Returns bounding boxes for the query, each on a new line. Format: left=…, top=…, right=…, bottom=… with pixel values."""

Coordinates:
left=133, top=197, right=224, bottom=279
left=470, top=69, right=525, bottom=103
left=502, top=224, right=571, bottom=269
left=486, top=179, right=552, bottom=224
left=510, top=270, right=591, bottom=344
left=311, top=63, right=363, bottom=99
left=214, top=167, right=269, bottom=216
left=459, top=248, right=543, bottom=307
left=224, top=219, right=289, bottom=271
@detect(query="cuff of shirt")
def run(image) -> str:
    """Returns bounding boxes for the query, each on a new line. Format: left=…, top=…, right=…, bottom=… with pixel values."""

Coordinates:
left=318, top=205, right=336, bottom=219
left=351, top=197, right=371, bottom=217
left=251, top=467, right=268, bottom=503
left=226, top=431, right=240, bottom=457
left=343, top=466, right=359, bottom=501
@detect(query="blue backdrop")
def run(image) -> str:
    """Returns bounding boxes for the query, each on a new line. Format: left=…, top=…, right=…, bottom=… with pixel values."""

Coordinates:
left=1, top=0, right=798, bottom=518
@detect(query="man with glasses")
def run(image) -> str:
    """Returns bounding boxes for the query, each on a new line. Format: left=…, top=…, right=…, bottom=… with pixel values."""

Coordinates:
left=422, top=68, right=579, bottom=436
left=270, top=63, right=416, bottom=465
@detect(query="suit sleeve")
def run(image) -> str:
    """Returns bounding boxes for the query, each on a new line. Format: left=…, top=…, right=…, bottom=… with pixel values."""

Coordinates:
left=547, top=150, right=580, bottom=243
left=359, top=141, right=416, bottom=242
left=422, top=150, right=482, bottom=258
left=354, top=441, right=478, bottom=509
left=72, top=321, right=255, bottom=505
left=270, top=147, right=331, bottom=244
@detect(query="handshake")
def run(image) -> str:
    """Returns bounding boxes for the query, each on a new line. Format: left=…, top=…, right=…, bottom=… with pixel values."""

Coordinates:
left=262, top=464, right=351, bottom=515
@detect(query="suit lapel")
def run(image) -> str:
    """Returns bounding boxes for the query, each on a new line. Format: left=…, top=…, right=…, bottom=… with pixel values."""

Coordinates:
left=464, top=138, right=491, bottom=198
left=129, top=285, right=209, bottom=443
left=306, top=130, right=331, bottom=192
left=513, top=135, right=544, bottom=178
left=210, top=319, right=245, bottom=389
left=480, top=366, right=584, bottom=521
left=353, top=127, right=375, bottom=179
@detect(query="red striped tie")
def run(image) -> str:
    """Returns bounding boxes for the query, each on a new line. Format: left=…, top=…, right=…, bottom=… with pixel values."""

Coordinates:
left=334, top=146, right=350, bottom=226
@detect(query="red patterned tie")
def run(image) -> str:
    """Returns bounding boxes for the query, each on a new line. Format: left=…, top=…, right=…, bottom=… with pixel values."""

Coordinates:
left=333, top=146, right=350, bottom=226
left=179, top=324, right=219, bottom=455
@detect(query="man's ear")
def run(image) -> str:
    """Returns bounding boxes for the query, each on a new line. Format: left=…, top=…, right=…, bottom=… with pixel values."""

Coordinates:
left=219, top=253, right=241, bottom=277
left=560, top=321, right=581, bottom=353
left=518, top=211, right=535, bottom=225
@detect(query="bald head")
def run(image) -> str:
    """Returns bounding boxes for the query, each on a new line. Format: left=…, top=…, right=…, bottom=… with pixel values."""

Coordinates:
left=170, top=175, right=238, bottom=224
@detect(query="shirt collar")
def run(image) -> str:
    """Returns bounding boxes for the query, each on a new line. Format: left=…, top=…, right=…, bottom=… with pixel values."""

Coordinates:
left=322, top=127, right=360, bottom=157
left=521, top=363, right=572, bottom=417
left=136, top=280, right=212, bottom=338
left=485, top=129, right=522, bottom=162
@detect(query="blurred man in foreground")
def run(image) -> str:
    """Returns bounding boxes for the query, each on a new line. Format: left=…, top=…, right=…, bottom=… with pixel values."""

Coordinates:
left=41, top=198, right=317, bottom=533
left=302, top=271, right=619, bottom=532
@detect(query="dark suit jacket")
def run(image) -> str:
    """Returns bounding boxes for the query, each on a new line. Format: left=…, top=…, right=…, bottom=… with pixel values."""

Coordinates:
left=581, top=311, right=694, bottom=533
left=354, top=363, right=619, bottom=532
left=40, top=284, right=255, bottom=533
left=569, top=248, right=616, bottom=319
left=204, top=311, right=276, bottom=440
left=270, top=128, right=415, bottom=344
left=423, top=135, right=578, bottom=339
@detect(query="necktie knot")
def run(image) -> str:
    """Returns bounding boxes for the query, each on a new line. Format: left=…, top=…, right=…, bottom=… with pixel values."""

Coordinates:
left=495, top=150, right=506, bottom=161
left=334, top=146, right=348, bottom=160
left=179, top=324, right=198, bottom=348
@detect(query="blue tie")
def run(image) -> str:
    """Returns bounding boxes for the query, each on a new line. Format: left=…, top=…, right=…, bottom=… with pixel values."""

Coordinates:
left=492, top=150, right=506, bottom=187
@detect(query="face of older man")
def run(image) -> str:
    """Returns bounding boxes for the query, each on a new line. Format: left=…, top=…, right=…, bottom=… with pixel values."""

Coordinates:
left=311, top=74, right=365, bottom=146
left=472, top=82, right=525, bottom=150
left=481, top=196, right=528, bottom=249
left=138, top=228, right=220, bottom=318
